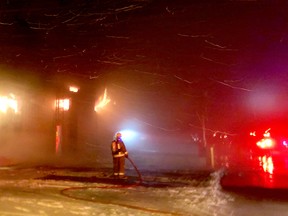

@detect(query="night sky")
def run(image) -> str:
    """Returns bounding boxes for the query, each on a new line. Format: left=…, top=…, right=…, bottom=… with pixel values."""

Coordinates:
left=1, top=0, right=288, bottom=137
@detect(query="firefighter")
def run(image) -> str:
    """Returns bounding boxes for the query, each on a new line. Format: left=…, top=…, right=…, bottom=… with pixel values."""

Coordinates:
left=111, top=132, right=128, bottom=178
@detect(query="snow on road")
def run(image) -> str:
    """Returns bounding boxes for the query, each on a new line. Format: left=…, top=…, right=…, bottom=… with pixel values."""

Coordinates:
left=0, top=167, right=225, bottom=216
left=0, top=167, right=288, bottom=216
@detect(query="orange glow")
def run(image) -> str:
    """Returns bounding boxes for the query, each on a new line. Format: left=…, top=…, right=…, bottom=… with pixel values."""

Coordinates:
left=56, top=125, right=62, bottom=155
left=0, top=94, right=18, bottom=114
left=94, top=88, right=111, bottom=112
left=55, top=98, right=70, bottom=111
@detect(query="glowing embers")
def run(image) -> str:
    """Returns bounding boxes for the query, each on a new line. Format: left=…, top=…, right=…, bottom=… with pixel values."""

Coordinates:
left=259, top=155, right=274, bottom=174
left=0, top=94, right=18, bottom=114
left=94, top=88, right=111, bottom=113
left=55, top=98, right=70, bottom=111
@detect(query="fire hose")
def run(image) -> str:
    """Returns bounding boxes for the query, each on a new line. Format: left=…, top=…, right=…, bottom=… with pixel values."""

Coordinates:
left=126, top=156, right=143, bottom=183
left=59, top=156, right=181, bottom=215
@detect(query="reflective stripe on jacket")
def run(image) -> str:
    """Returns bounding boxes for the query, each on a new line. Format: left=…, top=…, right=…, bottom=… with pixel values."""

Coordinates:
left=111, top=140, right=128, bottom=158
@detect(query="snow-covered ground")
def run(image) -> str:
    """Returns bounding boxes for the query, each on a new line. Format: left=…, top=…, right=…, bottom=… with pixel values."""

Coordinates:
left=1, top=165, right=288, bottom=216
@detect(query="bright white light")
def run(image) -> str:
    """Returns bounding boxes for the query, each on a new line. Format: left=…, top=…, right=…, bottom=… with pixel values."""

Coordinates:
left=55, top=98, right=70, bottom=111
left=263, top=128, right=271, bottom=138
left=0, top=94, right=18, bottom=114
left=69, top=86, right=79, bottom=93
left=119, top=129, right=138, bottom=142
left=257, top=138, right=274, bottom=149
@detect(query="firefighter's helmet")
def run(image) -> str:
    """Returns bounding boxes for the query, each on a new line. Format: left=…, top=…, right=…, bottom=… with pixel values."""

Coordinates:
left=115, top=132, right=122, bottom=140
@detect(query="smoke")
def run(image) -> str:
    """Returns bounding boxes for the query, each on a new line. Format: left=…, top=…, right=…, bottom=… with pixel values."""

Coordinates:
left=0, top=127, right=54, bottom=165
left=245, top=83, right=288, bottom=117
left=0, top=82, right=56, bottom=166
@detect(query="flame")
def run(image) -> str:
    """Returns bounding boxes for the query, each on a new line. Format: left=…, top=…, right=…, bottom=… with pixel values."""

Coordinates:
left=0, top=94, right=18, bottom=114
left=55, top=125, right=62, bottom=155
left=69, top=86, right=79, bottom=93
left=55, top=98, right=70, bottom=111
left=94, top=88, right=111, bottom=112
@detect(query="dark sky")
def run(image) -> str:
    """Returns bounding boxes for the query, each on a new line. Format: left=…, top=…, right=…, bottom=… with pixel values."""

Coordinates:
left=1, top=0, right=288, bottom=135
